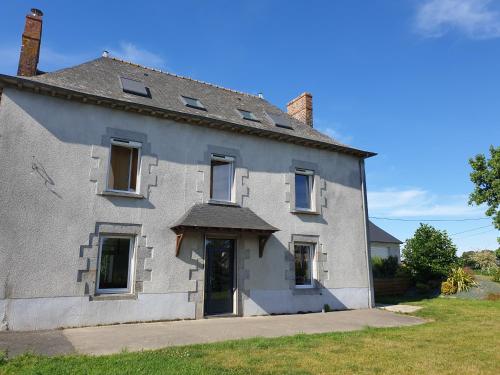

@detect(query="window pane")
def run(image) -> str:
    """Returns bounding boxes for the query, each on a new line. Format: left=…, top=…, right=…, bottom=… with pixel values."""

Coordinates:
left=295, top=244, right=312, bottom=286
left=211, top=160, right=232, bottom=201
left=129, top=148, right=139, bottom=190
left=109, top=145, right=131, bottom=191
left=98, top=237, right=131, bottom=290
left=295, top=174, right=311, bottom=209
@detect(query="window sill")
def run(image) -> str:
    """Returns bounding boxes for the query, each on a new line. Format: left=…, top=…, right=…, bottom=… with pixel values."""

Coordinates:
left=291, top=209, right=320, bottom=215
left=208, top=199, right=240, bottom=207
left=90, top=293, right=137, bottom=301
left=101, top=190, right=144, bottom=199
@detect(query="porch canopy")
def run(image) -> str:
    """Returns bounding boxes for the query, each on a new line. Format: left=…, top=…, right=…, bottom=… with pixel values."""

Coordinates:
left=171, top=203, right=279, bottom=257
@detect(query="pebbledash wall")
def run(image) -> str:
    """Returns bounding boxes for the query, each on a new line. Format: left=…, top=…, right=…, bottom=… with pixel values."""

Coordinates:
left=0, top=88, right=373, bottom=331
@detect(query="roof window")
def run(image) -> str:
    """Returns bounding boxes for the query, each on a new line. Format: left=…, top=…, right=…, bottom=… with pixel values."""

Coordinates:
left=181, top=96, right=206, bottom=110
left=266, top=111, right=293, bottom=129
left=120, top=77, right=150, bottom=98
left=238, top=109, right=259, bottom=122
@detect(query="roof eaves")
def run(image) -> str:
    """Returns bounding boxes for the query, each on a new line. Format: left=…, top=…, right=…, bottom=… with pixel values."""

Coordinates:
left=0, top=74, right=377, bottom=159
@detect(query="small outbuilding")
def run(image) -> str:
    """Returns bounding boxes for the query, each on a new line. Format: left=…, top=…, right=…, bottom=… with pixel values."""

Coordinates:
left=369, top=221, right=403, bottom=262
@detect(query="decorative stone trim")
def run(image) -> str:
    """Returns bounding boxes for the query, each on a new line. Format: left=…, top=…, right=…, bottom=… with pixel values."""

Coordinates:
left=286, top=234, right=328, bottom=293
left=197, top=145, right=249, bottom=206
left=186, top=236, right=205, bottom=319
left=77, top=222, right=153, bottom=298
left=286, top=160, right=327, bottom=214
left=238, top=247, right=251, bottom=314
left=89, top=127, right=158, bottom=198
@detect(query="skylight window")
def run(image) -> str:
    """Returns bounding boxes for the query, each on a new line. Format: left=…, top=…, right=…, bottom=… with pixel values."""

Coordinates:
left=120, top=77, right=150, bottom=98
left=238, top=109, right=259, bottom=122
left=181, top=96, right=206, bottom=110
left=266, top=111, right=293, bottom=129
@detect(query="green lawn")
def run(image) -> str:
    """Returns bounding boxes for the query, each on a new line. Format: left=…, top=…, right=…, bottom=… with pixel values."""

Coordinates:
left=1, top=298, right=499, bottom=374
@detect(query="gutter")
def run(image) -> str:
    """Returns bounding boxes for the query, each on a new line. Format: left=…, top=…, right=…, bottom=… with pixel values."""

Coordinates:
left=0, top=74, right=377, bottom=159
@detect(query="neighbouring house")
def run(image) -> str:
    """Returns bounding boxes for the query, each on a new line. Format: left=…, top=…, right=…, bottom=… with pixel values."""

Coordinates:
left=369, top=221, right=403, bottom=262
left=0, top=9, right=376, bottom=331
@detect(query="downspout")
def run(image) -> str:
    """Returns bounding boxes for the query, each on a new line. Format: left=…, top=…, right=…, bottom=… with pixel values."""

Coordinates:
left=359, top=159, right=375, bottom=308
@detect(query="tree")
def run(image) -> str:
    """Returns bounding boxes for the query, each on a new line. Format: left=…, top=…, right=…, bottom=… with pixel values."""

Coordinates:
left=402, top=224, right=458, bottom=282
left=469, top=145, right=500, bottom=244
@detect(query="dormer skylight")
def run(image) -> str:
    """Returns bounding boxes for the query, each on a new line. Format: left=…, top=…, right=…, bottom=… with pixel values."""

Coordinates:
left=266, top=111, right=293, bottom=130
left=238, top=109, right=259, bottom=122
left=181, top=96, right=206, bottom=110
left=120, top=77, right=150, bottom=98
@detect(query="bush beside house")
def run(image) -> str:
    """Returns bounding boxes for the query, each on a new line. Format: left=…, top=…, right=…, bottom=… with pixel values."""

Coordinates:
left=402, top=224, right=458, bottom=283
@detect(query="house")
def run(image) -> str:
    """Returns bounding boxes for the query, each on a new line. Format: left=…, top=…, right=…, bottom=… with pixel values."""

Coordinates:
left=369, top=221, right=403, bottom=262
left=0, top=9, right=376, bottom=331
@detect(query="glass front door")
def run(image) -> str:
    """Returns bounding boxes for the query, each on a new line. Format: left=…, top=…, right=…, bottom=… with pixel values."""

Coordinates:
left=204, top=238, right=235, bottom=316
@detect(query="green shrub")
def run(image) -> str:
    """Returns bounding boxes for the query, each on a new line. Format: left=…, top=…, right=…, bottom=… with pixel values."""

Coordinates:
left=372, top=256, right=400, bottom=278
left=470, top=250, right=497, bottom=271
left=445, top=267, right=478, bottom=293
left=415, top=282, right=430, bottom=294
left=402, top=224, right=458, bottom=282
left=0, top=350, right=7, bottom=365
left=492, top=268, right=500, bottom=283
left=441, top=280, right=457, bottom=295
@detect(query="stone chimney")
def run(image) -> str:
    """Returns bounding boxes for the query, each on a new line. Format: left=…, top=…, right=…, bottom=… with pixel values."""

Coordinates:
left=17, top=8, right=43, bottom=77
left=287, top=92, right=313, bottom=127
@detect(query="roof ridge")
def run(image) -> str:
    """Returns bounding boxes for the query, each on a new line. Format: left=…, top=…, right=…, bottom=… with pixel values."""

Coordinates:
left=106, top=56, right=260, bottom=99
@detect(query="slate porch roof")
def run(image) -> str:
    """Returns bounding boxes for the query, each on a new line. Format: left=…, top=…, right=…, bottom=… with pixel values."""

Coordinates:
left=0, top=56, right=375, bottom=158
left=171, top=203, right=279, bottom=234
left=369, top=221, right=402, bottom=244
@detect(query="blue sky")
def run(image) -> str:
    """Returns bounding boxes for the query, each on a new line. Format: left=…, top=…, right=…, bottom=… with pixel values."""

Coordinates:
left=1, top=0, right=499, bottom=253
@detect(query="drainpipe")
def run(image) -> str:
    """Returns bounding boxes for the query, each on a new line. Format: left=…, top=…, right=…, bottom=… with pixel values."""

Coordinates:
left=359, top=159, right=375, bottom=308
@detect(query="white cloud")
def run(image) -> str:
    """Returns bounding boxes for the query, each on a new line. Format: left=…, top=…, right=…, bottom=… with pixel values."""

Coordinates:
left=415, top=0, right=500, bottom=39
left=108, top=42, right=166, bottom=69
left=368, top=188, right=485, bottom=217
left=315, top=119, right=353, bottom=144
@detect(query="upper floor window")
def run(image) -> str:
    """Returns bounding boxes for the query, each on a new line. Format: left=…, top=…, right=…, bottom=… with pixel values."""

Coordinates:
left=120, top=77, right=151, bottom=98
left=295, top=168, right=314, bottom=211
left=238, top=109, right=259, bottom=122
left=107, top=138, right=141, bottom=193
left=181, top=95, right=206, bottom=110
left=210, top=154, right=234, bottom=202
left=97, top=236, right=135, bottom=294
left=294, top=243, right=316, bottom=288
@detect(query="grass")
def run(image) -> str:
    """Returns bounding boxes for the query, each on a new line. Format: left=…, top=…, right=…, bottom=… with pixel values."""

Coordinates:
left=1, top=298, right=499, bottom=374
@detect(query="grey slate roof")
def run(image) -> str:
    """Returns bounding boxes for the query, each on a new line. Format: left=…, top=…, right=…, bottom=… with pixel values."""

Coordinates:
left=369, top=221, right=402, bottom=244
left=13, top=57, right=374, bottom=157
left=171, top=203, right=279, bottom=233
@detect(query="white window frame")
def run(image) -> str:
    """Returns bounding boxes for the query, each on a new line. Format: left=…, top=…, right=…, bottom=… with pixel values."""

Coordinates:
left=96, top=235, right=136, bottom=294
left=106, top=138, right=142, bottom=194
left=294, top=242, right=317, bottom=289
left=210, top=154, right=235, bottom=203
left=295, top=168, right=315, bottom=211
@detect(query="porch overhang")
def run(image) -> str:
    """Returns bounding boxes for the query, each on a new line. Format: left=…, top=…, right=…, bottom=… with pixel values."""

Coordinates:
left=171, top=203, right=279, bottom=257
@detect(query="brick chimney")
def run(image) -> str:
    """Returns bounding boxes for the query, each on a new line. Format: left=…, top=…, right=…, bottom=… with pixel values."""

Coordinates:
left=17, top=8, right=43, bottom=77
left=287, top=92, right=313, bottom=127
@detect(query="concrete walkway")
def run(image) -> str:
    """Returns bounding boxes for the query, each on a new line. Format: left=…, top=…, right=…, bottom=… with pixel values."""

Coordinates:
left=0, top=309, right=425, bottom=357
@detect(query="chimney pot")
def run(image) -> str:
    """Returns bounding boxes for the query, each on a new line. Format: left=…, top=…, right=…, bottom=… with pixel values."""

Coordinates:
left=30, top=8, right=43, bottom=17
left=17, top=8, right=43, bottom=77
left=286, top=92, right=313, bottom=127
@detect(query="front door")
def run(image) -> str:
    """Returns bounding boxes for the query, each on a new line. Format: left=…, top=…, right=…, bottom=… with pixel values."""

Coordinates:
left=204, top=238, right=235, bottom=316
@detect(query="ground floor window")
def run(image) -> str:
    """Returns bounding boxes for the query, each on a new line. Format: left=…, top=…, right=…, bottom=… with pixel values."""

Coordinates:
left=294, top=243, right=315, bottom=288
left=97, top=236, right=135, bottom=294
